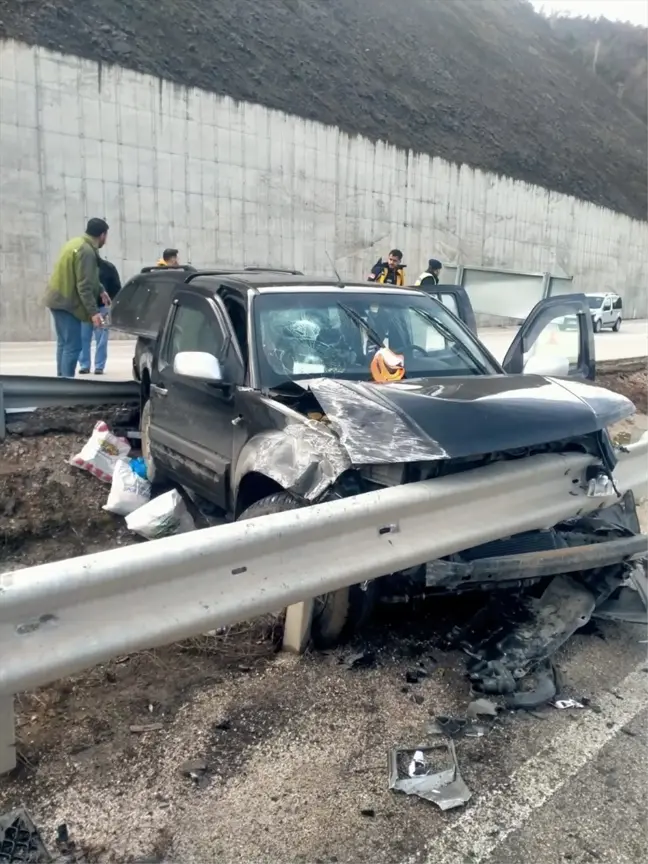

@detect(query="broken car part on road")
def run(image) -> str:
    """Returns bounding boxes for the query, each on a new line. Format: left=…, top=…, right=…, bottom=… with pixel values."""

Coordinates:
left=388, top=742, right=471, bottom=810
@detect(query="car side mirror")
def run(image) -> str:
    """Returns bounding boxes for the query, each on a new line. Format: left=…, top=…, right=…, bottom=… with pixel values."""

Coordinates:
left=173, top=351, right=224, bottom=383
left=523, top=354, right=570, bottom=377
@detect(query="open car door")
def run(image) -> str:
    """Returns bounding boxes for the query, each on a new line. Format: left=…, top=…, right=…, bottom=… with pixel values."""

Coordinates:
left=501, top=294, right=595, bottom=381
left=416, top=283, right=478, bottom=335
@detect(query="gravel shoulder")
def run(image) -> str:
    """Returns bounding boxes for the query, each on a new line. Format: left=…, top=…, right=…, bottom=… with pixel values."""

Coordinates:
left=0, top=368, right=646, bottom=862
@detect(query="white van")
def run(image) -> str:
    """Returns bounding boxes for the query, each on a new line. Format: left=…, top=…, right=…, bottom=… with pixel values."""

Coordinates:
left=586, top=292, right=623, bottom=332
left=561, top=292, right=623, bottom=333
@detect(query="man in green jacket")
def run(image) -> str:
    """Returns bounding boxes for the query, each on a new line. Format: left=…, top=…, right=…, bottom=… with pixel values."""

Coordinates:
left=44, top=218, right=109, bottom=377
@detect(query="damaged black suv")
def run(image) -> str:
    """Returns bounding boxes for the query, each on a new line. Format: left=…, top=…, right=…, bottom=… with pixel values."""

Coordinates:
left=112, top=269, right=646, bottom=671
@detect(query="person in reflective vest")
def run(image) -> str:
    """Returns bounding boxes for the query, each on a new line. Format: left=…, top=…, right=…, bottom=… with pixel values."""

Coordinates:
left=415, top=259, right=443, bottom=288
left=368, top=249, right=406, bottom=286
left=156, top=248, right=179, bottom=267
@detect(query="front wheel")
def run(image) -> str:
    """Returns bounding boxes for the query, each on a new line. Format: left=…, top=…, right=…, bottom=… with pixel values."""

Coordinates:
left=140, top=399, right=160, bottom=484
left=613, top=317, right=622, bottom=332
left=594, top=319, right=603, bottom=333
left=237, top=491, right=376, bottom=648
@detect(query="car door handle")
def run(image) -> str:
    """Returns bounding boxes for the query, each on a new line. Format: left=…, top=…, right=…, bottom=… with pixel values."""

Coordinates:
left=151, top=384, right=168, bottom=396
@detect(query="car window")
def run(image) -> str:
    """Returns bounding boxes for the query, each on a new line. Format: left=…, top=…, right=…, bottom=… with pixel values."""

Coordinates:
left=163, top=303, right=225, bottom=366
left=613, top=297, right=622, bottom=310
left=252, top=290, right=499, bottom=387
left=603, top=299, right=612, bottom=310
left=586, top=297, right=603, bottom=310
left=439, top=293, right=459, bottom=316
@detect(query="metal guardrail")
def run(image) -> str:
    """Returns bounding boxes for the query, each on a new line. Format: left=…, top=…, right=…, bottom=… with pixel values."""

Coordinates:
left=0, top=375, right=139, bottom=438
left=1, top=434, right=646, bottom=773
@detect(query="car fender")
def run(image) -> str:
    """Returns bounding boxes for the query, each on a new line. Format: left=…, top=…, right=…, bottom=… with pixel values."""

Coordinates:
left=232, top=422, right=351, bottom=503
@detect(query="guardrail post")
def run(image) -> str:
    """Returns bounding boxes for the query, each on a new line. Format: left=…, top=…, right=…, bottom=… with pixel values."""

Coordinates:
left=282, top=600, right=314, bottom=653
left=0, top=695, right=16, bottom=775
left=541, top=271, right=552, bottom=299
left=0, top=384, right=6, bottom=440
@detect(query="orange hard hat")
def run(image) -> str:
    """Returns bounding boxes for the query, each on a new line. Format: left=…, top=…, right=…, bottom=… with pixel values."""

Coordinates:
left=370, top=347, right=405, bottom=383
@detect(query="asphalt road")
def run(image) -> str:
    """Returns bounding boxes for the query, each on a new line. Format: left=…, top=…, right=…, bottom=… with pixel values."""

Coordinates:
left=0, top=320, right=646, bottom=380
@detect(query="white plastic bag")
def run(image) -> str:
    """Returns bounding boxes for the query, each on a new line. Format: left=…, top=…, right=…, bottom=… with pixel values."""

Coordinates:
left=70, top=421, right=131, bottom=483
left=103, top=458, right=152, bottom=517
left=125, top=489, right=195, bottom=540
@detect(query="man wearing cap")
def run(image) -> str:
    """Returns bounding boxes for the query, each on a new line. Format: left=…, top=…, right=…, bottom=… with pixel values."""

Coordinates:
left=44, top=217, right=109, bottom=377
left=415, top=259, right=443, bottom=288
left=157, top=248, right=180, bottom=267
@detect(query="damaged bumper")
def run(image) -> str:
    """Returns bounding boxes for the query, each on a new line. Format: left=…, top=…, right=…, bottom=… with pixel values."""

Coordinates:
left=425, top=534, right=648, bottom=590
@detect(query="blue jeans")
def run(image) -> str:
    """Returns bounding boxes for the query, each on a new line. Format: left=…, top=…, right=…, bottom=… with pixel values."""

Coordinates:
left=79, top=307, right=109, bottom=372
left=51, top=309, right=82, bottom=378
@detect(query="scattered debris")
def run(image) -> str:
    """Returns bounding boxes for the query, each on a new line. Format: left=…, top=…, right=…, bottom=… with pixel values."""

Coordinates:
left=388, top=742, right=471, bottom=810
left=69, top=420, right=131, bottom=483
left=503, top=663, right=557, bottom=710
left=427, top=716, right=490, bottom=739
left=103, top=457, right=151, bottom=516
left=405, top=668, right=424, bottom=684
left=552, top=699, right=585, bottom=710
left=0, top=809, right=51, bottom=863
left=359, top=808, right=376, bottom=818
left=55, top=823, right=86, bottom=863
left=412, top=694, right=425, bottom=706
left=178, top=758, right=208, bottom=781
left=344, top=651, right=376, bottom=670
left=129, top=723, right=164, bottom=733
left=466, top=698, right=499, bottom=719
left=621, top=726, right=637, bottom=737
left=594, top=584, right=648, bottom=625
left=126, top=488, right=196, bottom=539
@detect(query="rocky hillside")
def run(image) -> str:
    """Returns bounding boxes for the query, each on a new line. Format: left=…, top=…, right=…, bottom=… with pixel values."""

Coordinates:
left=547, top=13, right=647, bottom=125
left=1, top=0, right=646, bottom=219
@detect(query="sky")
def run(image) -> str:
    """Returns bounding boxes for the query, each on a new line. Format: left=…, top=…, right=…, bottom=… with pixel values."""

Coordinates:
left=530, top=0, right=648, bottom=26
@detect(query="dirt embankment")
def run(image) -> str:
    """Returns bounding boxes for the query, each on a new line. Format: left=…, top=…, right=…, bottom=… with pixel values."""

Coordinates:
left=597, top=357, right=648, bottom=415
left=0, top=0, right=646, bottom=218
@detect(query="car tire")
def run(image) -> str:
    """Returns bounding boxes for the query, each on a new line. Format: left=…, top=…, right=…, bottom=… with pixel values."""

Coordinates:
left=594, top=319, right=602, bottom=333
left=140, top=399, right=159, bottom=484
left=237, top=491, right=376, bottom=648
left=613, top=317, right=622, bottom=332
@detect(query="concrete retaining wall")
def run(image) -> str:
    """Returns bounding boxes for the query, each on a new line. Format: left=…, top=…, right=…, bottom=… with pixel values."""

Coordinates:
left=1, top=39, right=647, bottom=340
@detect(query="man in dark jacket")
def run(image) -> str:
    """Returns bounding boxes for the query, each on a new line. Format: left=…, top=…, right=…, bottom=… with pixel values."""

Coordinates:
left=368, top=249, right=406, bottom=286
left=78, top=258, right=122, bottom=375
left=44, top=218, right=108, bottom=377
left=415, top=258, right=443, bottom=288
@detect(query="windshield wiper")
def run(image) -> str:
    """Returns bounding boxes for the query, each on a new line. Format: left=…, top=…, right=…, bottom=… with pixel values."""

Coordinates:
left=337, top=302, right=384, bottom=349
left=411, top=307, right=490, bottom=374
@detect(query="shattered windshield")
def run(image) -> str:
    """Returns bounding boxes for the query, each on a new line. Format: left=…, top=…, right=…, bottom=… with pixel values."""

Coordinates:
left=252, top=289, right=499, bottom=387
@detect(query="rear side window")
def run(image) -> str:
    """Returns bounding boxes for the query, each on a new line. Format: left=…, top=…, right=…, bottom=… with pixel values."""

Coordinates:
left=439, top=293, right=459, bottom=316
left=163, top=304, right=225, bottom=366
left=613, top=297, right=622, bottom=310
left=426, top=292, right=459, bottom=317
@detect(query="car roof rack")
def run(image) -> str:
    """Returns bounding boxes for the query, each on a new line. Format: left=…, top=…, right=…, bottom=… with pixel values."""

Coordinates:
left=243, top=266, right=304, bottom=275
left=185, top=267, right=304, bottom=283
left=139, top=265, right=197, bottom=273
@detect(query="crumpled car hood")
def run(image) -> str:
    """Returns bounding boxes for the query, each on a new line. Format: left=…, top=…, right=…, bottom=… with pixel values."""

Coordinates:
left=300, top=374, right=634, bottom=464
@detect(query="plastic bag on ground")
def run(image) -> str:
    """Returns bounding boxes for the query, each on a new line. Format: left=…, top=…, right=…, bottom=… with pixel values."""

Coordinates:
left=69, top=420, right=131, bottom=483
left=103, top=458, right=152, bottom=517
left=126, top=489, right=196, bottom=540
